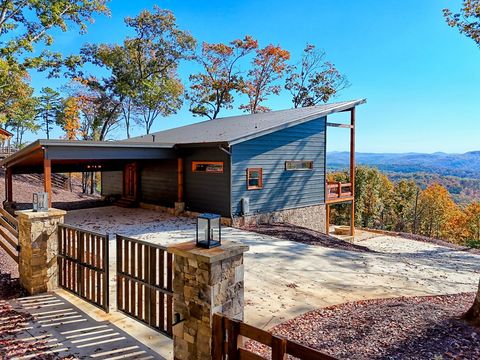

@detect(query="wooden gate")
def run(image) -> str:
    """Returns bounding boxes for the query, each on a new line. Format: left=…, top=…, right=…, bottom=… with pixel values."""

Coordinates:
left=116, top=235, right=174, bottom=337
left=0, top=207, right=19, bottom=263
left=213, top=314, right=336, bottom=360
left=57, top=224, right=109, bottom=312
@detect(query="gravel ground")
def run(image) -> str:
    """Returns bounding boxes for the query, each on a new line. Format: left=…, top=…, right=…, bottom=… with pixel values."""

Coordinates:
left=243, top=223, right=375, bottom=253
left=361, top=228, right=480, bottom=255
left=246, top=293, right=480, bottom=360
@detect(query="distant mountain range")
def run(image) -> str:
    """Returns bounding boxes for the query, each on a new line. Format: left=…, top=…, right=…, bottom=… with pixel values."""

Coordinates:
left=328, top=151, right=480, bottom=179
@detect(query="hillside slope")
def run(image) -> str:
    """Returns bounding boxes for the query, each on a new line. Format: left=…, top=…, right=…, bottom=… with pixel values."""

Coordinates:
left=0, top=170, right=102, bottom=210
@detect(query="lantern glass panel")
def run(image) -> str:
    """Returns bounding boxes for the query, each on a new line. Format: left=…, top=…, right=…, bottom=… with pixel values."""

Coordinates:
left=211, top=217, right=220, bottom=241
left=197, top=217, right=208, bottom=243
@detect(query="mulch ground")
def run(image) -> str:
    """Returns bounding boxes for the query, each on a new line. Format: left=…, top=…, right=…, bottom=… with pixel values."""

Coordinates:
left=246, top=293, right=480, bottom=360
left=242, top=223, right=375, bottom=253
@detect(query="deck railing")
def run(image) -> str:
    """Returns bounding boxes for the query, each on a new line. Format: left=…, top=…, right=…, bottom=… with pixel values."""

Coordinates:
left=326, top=181, right=353, bottom=200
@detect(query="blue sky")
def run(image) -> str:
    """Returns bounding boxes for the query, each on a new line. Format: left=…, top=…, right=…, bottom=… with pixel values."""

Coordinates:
left=27, top=0, right=480, bottom=153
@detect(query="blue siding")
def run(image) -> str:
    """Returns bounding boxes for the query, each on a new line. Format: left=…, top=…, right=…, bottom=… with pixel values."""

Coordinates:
left=183, top=147, right=231, bottom=217
left=231, top=117, right=326, bottom=216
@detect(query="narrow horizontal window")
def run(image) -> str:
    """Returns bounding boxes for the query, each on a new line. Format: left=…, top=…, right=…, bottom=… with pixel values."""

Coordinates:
left=247, top=168, right=263, bottom=190
left=192, top=161, right=224, bottom=173
left=285, top=160, right=313, bottom=171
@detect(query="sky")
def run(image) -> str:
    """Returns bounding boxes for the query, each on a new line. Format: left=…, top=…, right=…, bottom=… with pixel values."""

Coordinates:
left=26, top=0, right=480, bottom=153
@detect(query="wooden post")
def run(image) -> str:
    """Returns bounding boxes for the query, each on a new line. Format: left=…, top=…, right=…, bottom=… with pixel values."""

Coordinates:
left=177, top=158, right=184, bottom=203
left=6, top=167, right=12, bottom=202
left=44, top=158, right=52, bottom=208
left=350, top=108, right=356, bottom=237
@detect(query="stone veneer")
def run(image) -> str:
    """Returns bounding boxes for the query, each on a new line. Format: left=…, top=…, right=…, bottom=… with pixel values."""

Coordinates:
left=16, top=209, right=66, bottom=295
left=168, top=241, right=249, bottom=360
left=232, top=204, right=327, bottom=233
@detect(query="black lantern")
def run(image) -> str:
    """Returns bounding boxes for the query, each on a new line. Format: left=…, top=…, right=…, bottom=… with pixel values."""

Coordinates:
left=32, top=192, right=49, bottom=212
left=196, top=213, right=221, bottom=248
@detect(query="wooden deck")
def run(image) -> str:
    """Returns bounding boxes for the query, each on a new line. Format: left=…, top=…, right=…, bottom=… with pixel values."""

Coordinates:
left=326, top=182, right=354, bottom=203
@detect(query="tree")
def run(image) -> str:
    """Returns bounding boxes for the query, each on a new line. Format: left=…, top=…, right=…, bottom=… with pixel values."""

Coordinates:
left=464, top=279, right=480, bottom=326
left=0, top=0, right=110, bottom=63
left=187, top=36, right=258, bottom=119
left=240, top=44, right=290, bottom=114
left=393, top=179, right=420, bottom=232
left=37, top=87, right=62, bottom=139
left=444, top=0, right=480, bottom=325
left=464, top=202, right=480, bottom=241
left=56, top=96, right=81, bottom=140
left=285, top=44, right=349, bottom=108
left=417, top=184, right=460, bottom=240
left=444, top=0, right=480, bottom=46
left=77, top=7, right=195, bottom=136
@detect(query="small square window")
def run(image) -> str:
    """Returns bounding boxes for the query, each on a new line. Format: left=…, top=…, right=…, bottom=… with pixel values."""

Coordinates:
left=247, top=168, right=263, bottom=190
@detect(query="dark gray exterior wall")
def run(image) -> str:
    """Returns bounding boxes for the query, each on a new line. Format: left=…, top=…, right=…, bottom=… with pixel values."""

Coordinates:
left=230, top=116, right=326, bottom=216
left=101, top=171, right=123, bottom=196
left=182, top=147, right=231, bottom=217
left=139, top=160, right=177, bottom=207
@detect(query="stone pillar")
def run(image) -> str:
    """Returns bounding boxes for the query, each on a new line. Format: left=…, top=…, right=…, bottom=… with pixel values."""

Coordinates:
left=168, top=241, right=249, bottom=360
left=16, top=209, right=67, bottom=295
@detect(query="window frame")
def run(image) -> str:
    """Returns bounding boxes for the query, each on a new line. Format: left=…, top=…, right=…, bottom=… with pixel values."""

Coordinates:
left=246, top=168, right=263, bottom=190
left=191, top=161, right=224, bottom=174
left=284, top=160, right=314, bottom=171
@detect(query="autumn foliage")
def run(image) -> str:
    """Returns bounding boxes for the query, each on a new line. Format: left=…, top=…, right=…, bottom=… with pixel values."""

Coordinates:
left=330, top=167, right=480, bottom=246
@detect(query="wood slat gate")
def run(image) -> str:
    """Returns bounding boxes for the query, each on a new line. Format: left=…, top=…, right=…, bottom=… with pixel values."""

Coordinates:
left=213, top=313, right=337, bottom=360
left=57, top=224, right=109, bottom=312
left=116, top=235, right=174, bottom=337
left=0, top=207, right=19, bottom=263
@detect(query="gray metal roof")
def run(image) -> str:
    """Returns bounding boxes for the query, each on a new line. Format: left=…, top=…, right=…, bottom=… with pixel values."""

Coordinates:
left=126, top=99, right=366, bottom=146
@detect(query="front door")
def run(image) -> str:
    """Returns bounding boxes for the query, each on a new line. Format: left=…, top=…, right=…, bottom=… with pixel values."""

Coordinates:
left=123, top=163, right=138, bottom=200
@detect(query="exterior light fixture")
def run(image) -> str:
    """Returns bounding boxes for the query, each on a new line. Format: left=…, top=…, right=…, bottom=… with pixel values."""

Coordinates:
left=196, top=213, right=221, bottom=249
left=32, top=192, right=49, bottom=212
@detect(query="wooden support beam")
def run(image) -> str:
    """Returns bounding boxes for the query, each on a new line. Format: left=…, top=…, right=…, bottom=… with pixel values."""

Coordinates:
left=350, top=108, right=356, bottom=237
left=44, top=158, right=52, bottom=208
left=326, top=122, right=354, bottom=129
left=5, top=167, right=12, bottom=203
left=177, top=158, right=184, bottom=203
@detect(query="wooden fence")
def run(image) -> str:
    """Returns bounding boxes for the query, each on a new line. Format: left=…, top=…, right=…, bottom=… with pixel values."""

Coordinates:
left=116, top=235, right=174, bottom=337
left=0, top=207, right=19, bottom=263
left=213, top=314, right=336, bottom=360
left=57, top=224, right=109, bottom=312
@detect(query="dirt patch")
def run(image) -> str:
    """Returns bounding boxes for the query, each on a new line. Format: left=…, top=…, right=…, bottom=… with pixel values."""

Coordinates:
left=361, top=228, right=480, bottom=255
left=246, top=293, right=480, bottom=360
left=242, top=223, right=375, bottom=253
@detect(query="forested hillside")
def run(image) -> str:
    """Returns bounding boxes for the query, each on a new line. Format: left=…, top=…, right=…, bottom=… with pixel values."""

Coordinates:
left=328, top=151, right=480, bottom=204
left=329, top=167, right=480, bottom=248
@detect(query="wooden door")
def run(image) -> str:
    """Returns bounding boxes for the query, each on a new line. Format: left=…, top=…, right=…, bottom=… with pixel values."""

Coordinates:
left=123, top=163, right=138, bottom=200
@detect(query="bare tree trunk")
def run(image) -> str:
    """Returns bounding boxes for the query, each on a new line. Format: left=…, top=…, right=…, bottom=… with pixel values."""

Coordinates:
left=464, top=279, right=480, bottom=326
left=90, top=172, right=95, bottom=194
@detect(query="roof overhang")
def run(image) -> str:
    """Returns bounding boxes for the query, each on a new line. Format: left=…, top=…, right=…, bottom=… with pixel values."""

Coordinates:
left=228, top=99, right=366, bottom=146
left=1, top=139, right=176, bottom=174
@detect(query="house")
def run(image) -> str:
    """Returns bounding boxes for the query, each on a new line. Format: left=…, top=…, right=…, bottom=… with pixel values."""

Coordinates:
left=1, top=99, right=365, bottom=235
left=0, top=128, right=14, bottom=158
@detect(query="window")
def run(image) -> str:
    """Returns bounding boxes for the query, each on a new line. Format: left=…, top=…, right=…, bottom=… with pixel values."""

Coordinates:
left=192, top=161, right=224, bottom=173
left=247, top=168, right=263, bottom=190
left=285, top=160, right=313, bottom=171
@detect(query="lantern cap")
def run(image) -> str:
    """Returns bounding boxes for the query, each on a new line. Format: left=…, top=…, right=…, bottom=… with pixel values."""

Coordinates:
left=197, top=213, right=221, bottom=220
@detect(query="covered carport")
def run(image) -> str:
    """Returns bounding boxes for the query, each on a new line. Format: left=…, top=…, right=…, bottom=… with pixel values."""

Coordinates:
left=1, top=139, right=176, bottom=207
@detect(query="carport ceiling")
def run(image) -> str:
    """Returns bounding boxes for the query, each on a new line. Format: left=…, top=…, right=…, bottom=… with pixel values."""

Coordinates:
left=1, top=139, right=176, bottom=174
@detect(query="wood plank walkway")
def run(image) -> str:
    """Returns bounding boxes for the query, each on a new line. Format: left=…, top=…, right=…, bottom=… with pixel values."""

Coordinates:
left=3, top=293, right=166, bottom=360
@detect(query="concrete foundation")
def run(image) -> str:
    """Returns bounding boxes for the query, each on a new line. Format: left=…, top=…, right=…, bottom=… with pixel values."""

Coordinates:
left=232, top=204, right=327, bottom=233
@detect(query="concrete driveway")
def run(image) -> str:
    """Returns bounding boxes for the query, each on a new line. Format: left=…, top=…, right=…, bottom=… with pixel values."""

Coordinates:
left=66, top=206, right=480, bottom=329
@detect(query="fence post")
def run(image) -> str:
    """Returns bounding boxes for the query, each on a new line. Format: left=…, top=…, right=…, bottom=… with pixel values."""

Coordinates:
left=16, top=208, right=67, bottom=295
left=168, top=240, right=249, bottom=360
